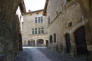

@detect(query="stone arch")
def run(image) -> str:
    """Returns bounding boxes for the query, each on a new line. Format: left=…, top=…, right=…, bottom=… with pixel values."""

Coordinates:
left=30, top=39, right=35, bottom=46
left=37, top=39, right=44, bottom=46
left=74, top=26, right=88, bottom=55
left=28, top=40, right=31, bottom=46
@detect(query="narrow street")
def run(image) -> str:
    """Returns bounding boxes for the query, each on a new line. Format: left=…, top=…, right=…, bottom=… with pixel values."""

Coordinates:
left=15, top=47, right=87, bottom=61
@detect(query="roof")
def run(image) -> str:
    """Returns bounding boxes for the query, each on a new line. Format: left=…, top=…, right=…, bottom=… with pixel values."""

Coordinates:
left=24, top=9, right=44, bottom=15
left=30, top=9, right=44, bottom=13
left=19, top=0, right=26, bottom=13
left=43, top=0, right=49, bottom=16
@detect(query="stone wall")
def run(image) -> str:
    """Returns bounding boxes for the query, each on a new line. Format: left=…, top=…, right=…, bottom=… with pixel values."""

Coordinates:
left=0, top=0, right=22, bottom=61
left=47, top=0, right=90, bottom=56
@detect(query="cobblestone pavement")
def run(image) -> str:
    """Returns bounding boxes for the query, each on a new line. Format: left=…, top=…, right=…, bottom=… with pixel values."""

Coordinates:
left=15, top=47, right=87, bottom=61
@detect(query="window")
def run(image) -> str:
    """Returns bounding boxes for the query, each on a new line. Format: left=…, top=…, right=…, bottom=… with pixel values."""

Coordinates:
left=35, top=17, right=37, bottom=23
left=54, top=33, right=56, bottom=43
left=38, top=17, right=41, bottom=23
left=34, top=16, right=43, bottom=23
left=37, top=27, right=44, bottom=34
left=41, top=17, right=43, bottom=23
left=38, top=28, right=41, bottom=34
left=50, top=35, right=53, bottom=43
left=32, top=28, right=34, bottom=34
left=35, top=28, right=37, bottom=34
left=41, top=27, right=44, bottom=34
left=42, top=27, right=44, bottom=34
left=32, top=27, right=44, bottom=35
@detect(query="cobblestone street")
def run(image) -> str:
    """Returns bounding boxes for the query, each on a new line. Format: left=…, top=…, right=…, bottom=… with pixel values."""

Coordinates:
left=15, top=47, right=87, bottom=61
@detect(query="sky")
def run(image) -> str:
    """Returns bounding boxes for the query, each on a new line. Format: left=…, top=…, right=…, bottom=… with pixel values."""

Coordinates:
left=24, top=0, right=46, bottom=12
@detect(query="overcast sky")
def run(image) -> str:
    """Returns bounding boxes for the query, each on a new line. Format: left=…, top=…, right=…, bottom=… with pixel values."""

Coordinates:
left=24, top=0, right=46, bottom=12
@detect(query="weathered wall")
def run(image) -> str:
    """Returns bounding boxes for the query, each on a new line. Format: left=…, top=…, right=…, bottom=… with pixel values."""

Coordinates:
left=47, top=0, right=90, bottom=55
left=46, top=0, right=66, bottom=52
left=0, top=0, right=22, bottom=61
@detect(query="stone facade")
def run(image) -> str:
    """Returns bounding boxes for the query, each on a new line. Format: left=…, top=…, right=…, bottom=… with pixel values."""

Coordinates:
left=45, top=0, right=91, bottom=56
left=22, top=10, right=48, bottom=46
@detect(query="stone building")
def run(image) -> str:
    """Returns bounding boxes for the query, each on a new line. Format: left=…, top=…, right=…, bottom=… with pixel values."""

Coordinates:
left=22, top=10, right=48, bottom=47
left=44, top=0, right=91, bottom=56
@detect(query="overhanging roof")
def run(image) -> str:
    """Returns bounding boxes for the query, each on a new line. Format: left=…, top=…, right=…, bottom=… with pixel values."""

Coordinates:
left=19, top=0, right=26, bottom=13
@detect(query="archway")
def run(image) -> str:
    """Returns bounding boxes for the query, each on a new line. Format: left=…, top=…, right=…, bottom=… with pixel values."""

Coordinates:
left=65, top=33, right=71, bottom=53
left=49, top=35, right=53, bottom=43
left=30, top=40, right=35, bottom=46
left=28, top=40, right=35, bottom=46
left=37, top=39, right=44, bottom=46
left=74, top=26, right=88, bottom=55
left=28, top=40, right=31, bottom=46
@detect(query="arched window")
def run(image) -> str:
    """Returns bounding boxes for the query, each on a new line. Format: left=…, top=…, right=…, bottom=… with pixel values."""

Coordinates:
left=53, top=33, right=56, bottom=43
left=49, top=35, right=53, bottom=43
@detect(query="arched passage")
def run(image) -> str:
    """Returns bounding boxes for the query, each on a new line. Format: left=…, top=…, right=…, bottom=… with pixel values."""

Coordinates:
left=74, top=26, right=88, bottom=55
left=37, top=39, right=44, bottom=46
left=28, top=40, right=31, bottom=46
left=28, top=40, right=35, bottom=46
left=30, top=39, right=35, bottom=46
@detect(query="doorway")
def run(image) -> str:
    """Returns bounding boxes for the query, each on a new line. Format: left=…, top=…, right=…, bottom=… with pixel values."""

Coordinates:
left=46, top=40, right=49, bottom=47
left=30, top=40, right=35, bottom=46
left=37, top=39, right=44, bottom=46
left=74, top=26, right=88, bottom=55
left=49, top=35, right=53, bottom=43
left=28, top=40, right=31, bottom=46
left=65, top=33, right=71, bottom=53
